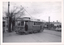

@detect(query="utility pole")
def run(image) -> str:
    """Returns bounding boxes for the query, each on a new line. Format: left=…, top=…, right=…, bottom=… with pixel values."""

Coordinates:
left=8, top=2, right=10, bottom=16
left=8, top=2, right=11, bottom=32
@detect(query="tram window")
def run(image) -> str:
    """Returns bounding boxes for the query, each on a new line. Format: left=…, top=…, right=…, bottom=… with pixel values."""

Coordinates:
left=21, top=21, right=24, bottom=26
left=25, top=21, right=28, bottom=22
left=34, top=22, right=37, bottom=25
left=18, top=23, right=21, bottom=26
left=34, top=22, right=40, bottom=25
left=34, top=22, right=35, bottom=25
left=17, top=21, right=21, bottom=26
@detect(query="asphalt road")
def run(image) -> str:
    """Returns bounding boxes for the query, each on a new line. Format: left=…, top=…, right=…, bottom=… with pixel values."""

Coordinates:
left=3, top=29, right=61, bottom=42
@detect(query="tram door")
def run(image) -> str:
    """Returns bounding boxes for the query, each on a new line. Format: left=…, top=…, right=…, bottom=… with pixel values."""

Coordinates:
left=25, top=21, right=33, bottom=32
left=25, top=22, right=28, bottom=31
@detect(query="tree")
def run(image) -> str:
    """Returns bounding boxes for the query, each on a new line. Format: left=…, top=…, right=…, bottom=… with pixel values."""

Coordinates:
left=5, top=2, right=25, bottom=32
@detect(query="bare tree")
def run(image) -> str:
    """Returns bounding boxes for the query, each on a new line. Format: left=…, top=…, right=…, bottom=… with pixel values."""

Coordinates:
left=5, top=3, right=25, bottom=32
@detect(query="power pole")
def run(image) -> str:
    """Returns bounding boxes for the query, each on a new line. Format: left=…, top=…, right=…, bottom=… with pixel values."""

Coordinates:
left=8, top=2, right=10, bottom=16
left=8, top=2, right=10, bottom=21
left=8, top=2, right=11, bottom=32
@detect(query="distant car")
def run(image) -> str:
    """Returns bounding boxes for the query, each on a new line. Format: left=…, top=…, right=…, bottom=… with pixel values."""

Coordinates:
left=55, top=27, right=61, bottom=31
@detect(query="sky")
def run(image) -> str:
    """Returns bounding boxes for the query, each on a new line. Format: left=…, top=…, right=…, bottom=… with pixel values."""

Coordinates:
left=3, top=2, right=62, bottom=22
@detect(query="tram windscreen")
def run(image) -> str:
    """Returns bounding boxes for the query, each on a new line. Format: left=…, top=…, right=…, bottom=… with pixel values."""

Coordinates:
left=16, top=21, right=24, bottom=26
left=21, top=21, right=24, bottom=26
left=17, top=21, right=21, bottom=26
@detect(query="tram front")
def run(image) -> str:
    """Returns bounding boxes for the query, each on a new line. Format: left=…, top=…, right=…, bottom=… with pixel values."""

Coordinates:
left=15, top=20, right=25, bottom=34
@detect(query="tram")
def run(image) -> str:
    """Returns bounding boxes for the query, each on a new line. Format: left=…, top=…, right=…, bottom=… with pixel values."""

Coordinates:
left=15, top=17, right=44, bottom=34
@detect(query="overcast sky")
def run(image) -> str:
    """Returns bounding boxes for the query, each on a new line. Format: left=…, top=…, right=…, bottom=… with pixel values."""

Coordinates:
left=3, top=2, right=62, bottom=22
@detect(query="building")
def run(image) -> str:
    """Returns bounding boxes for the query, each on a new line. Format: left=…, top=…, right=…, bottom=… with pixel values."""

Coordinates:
left=3, top=17, right=8, bottom=32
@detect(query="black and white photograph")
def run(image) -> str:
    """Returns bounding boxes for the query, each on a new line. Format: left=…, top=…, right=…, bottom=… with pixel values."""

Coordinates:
left=3, top=1, right=62, bottom=43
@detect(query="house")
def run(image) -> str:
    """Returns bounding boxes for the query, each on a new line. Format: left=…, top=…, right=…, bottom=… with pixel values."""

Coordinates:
left=44, top=21, right=61, bottom=30
left=3, top=17, right=8, bottom=32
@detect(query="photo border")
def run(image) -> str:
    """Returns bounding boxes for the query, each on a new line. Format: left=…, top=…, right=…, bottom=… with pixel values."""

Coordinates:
left=0, top=0, right=64, bottom=45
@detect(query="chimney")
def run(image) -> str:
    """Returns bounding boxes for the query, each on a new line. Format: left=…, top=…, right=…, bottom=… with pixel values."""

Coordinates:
left=48, top=16, right=50, bottom=22
left=57, top=20, right=58, bottom=22
left=53, top=21, right=54, bottom=22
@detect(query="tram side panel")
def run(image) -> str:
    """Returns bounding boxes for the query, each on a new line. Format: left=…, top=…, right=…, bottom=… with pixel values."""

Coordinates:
left=25, top=21, right=41, bottom=33
left=26, top=21, right=34, bottom=32
left=32, top=25, right=41, bottom=32
left=27, top=21, right=43, bottom=33
left=15, top=20, right=44, bottom=34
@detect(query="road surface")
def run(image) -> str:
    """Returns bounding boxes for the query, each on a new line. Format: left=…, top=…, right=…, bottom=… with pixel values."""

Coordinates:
left=3, top=29, right=61, bottom=42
